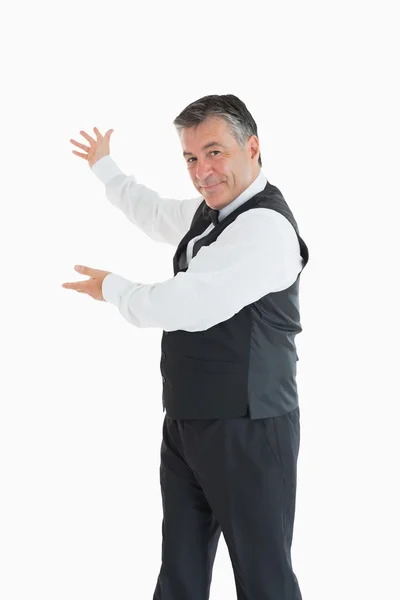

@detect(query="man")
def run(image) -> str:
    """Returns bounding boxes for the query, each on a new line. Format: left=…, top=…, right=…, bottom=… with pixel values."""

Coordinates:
left=64, top=94, right=309, bottom=599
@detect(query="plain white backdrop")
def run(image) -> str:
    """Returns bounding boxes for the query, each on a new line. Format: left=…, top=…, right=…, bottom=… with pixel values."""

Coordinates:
left=1, top=0, right=399, bottom=598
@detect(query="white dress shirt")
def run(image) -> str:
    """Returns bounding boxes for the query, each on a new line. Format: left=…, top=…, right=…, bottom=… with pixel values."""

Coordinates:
left=90, top=155, right=304, bottom=332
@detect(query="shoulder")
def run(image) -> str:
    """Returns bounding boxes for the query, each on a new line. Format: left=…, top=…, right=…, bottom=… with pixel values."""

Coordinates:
left=221, top=208, right=300, bottom=253
left=233, top=207, right=296, bottom=235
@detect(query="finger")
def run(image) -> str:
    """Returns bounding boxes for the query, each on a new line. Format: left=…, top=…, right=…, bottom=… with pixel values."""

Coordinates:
left=79, top=130, right=96, bottom=145
left=62, top=282, right=87, bottom=293
left=70, top=138, right=90, bottom=151
left=72, top=151, right=88, bottom=159
left=93, top=127, right=103, bottom=139
left=75, top=265, right=96, bottom=276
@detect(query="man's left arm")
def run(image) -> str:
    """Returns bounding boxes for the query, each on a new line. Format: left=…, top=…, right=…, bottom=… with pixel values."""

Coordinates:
left=101, top=208, right=304, bottom=332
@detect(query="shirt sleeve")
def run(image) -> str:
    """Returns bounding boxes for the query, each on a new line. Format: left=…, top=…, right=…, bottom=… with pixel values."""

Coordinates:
left=91, top=155, right=203, bottom=246
left=101, top=208, right=304, bottom=332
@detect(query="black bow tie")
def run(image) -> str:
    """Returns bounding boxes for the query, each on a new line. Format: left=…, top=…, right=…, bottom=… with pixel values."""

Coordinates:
left=202, top=204, right=220, bottom=226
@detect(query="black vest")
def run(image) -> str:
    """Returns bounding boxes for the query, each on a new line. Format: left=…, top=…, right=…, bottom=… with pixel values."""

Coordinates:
left=160, top=180, right=309, bottom=419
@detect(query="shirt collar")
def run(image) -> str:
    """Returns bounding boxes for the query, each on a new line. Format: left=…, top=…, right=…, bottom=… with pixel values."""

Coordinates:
left=218, top=170, right=268, bottom=222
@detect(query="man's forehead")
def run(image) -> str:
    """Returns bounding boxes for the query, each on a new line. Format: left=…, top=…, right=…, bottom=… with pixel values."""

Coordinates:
left=181, top=119, right=231, bottom=156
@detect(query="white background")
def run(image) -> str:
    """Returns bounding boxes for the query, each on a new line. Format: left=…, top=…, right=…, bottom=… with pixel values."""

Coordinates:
left=1, top=0, right=399, bottom=598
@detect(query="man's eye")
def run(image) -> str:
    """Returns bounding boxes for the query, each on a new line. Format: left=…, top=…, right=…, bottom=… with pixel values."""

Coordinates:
left=187, top=151, right=219, bottom=164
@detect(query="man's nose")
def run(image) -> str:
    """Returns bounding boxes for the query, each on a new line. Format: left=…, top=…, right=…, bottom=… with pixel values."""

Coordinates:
left=195, top=161, right=213, bottom=183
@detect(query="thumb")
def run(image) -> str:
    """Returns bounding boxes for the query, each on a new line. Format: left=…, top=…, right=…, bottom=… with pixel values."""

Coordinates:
left=106, top=129, right=114, bottom=139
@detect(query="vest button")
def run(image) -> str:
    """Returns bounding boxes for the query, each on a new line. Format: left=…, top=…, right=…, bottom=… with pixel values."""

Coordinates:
left=162, top=376, right=166, bottom=383
left=161, top=352, right=166, bottom=358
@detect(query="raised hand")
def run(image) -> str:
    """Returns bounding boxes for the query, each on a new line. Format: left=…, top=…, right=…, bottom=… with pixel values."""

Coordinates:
left=70, top=127, right=114, bottom=168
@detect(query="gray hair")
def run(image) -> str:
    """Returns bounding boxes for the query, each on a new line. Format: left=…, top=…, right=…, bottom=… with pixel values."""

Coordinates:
left=173, top=94, right=262, bottom=167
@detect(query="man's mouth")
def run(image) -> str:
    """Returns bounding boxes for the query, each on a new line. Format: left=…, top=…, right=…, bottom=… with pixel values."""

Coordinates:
left=202, top=182, right=222, bottom=190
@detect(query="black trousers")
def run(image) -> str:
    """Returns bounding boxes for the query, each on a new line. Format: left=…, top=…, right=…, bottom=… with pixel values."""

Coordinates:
left=152, top=407, right=302, bottom=600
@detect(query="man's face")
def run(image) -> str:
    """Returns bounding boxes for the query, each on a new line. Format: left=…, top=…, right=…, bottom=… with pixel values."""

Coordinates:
left=180, top=116, right=260, bottom=210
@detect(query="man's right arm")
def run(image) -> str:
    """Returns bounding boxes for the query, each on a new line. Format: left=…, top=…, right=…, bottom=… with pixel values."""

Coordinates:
left=91, top=155, right=203, bottom=246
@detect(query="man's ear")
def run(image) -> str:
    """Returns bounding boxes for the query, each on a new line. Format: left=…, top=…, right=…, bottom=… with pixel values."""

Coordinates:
left=248, top=135, right=260, bottom=161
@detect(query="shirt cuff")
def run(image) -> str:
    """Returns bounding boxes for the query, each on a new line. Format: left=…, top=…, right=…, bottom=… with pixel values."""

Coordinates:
left=90, top=155, right=125, bottom=185
left=102, top=273, right=140, bottom=306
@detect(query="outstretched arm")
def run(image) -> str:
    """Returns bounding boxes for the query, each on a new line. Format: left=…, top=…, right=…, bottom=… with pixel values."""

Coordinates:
left=101, top=208, right=304, bottom=331
left=91, top=155, right=203, bottom=246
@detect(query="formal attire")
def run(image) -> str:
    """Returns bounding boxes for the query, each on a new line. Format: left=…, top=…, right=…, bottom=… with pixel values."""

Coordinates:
left=91, top=155, right=308, bottom=599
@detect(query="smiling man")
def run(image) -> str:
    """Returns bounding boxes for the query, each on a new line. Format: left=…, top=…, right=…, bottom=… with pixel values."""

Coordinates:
left=181, top=115, right=261, bottom=211
left=67, top=94, right=309, bottom=600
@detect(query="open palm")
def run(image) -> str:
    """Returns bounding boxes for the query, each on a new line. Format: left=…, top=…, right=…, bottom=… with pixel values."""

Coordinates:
left=70, top=127, right=114, bottom=168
